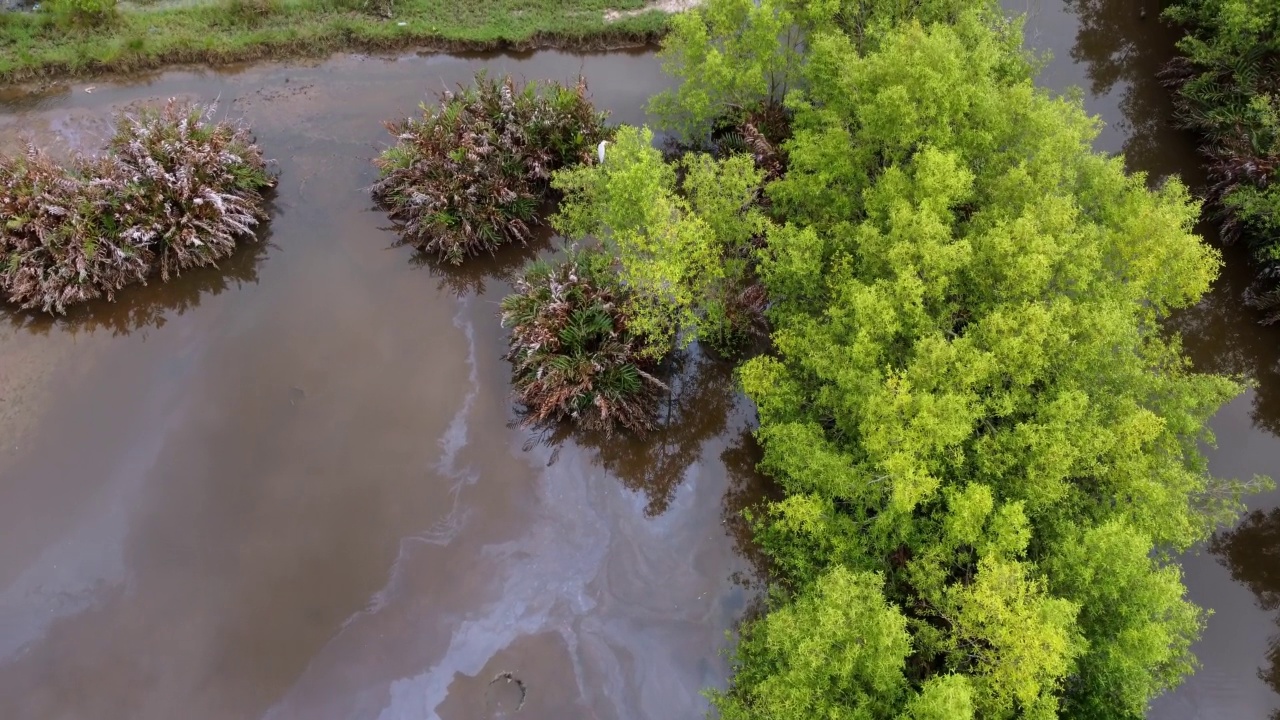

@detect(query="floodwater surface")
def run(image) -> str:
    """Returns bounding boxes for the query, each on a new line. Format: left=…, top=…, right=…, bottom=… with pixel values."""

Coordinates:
left=1012, top=0, right=1280, bottom=717
left=0, top=51, right=771, bottom=719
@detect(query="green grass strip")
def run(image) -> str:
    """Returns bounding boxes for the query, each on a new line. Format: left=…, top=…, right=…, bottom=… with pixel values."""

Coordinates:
left=0, top=0, right=671, bottom=84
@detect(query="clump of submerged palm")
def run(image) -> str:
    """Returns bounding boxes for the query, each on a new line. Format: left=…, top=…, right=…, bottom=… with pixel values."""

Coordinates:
left=371, top=72, right=612, bottom=265
left=1160, top=2, right=1280, bottom=320
left=0, top=99, right=275, bottom=314
left=501, top=249, right=667, bottom=436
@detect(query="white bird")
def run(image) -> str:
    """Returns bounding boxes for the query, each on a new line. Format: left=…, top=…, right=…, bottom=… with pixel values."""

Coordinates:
left=597, top=140, right=609, bottom=164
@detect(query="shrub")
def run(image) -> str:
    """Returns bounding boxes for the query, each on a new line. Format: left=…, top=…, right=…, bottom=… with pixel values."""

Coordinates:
left=0, top=149, right=142, bottom=313
left=552, top=125, right=769, bottom=358
left=0, top=99, right=275, bottom=314
left=500, top=249, right=666, bottom=436
left=1163, top=0, right=1280, bottom=319
left=107, top=101, right=275, bottom=277
left=371, top=73, right=611, bottom=265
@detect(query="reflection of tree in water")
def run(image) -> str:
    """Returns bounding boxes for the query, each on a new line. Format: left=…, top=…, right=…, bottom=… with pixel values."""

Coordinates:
left=407, top=232, right=553, bottom=297
left=401, top=208, right=557, bottom=297
left=587, top=349, right=737, bottom=516
left=1169, top=241, right=1280, bottom=437
left=720, top=425, right=781, bottom=589
left=1060, top=0, right=1280, bottom=432
left=518, top=341, right=783, bottom=603
left=1059, top=0, right=1200, bottom=180
left=2, top=214, right=275, bottom=337
left=1210, top=508, right=1280, bottom=717
left=527, top=348, right=739, bottom=517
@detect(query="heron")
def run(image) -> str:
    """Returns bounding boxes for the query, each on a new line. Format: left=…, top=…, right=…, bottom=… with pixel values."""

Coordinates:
left=597, top=140, right=610, bottom=164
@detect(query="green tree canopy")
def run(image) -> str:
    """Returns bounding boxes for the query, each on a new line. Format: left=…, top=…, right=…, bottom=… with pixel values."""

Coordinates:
left=714, top=567, right=915, bottom=720
left=552, top=125, right=766, bottom=354
left=648, top=0, right=996, bottom=140
left=624, top=2, right=1268, bottom=717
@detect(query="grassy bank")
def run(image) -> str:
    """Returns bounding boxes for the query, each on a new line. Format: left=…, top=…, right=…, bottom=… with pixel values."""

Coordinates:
left=0, top=0, right=669, bottom=84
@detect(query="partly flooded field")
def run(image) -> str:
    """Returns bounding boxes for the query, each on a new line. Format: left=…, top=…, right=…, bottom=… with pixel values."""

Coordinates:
left=0, top=51, right=771, bottom=720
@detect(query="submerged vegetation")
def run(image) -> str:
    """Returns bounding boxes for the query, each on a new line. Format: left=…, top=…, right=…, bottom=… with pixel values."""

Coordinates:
left=372, top=72, right=610, bottom=264
left=0, top=99, right=274, bottom=313
left=1163, top=0, right=1280, bottom=320
left=0, top=0, right=668, bottom=84
left=500, top=249, right=665, bottom=436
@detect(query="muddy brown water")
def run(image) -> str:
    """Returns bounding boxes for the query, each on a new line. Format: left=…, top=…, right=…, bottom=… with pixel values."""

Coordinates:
left=0, top=51, right=772, bottom=719
left=3, top=3, right=1280, bottom=718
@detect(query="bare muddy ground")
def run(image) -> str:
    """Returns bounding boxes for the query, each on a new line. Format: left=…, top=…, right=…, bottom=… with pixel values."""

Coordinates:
left=1011, top=0, right=1280, bottom=716
left=0, top=51, right=771, bottom=720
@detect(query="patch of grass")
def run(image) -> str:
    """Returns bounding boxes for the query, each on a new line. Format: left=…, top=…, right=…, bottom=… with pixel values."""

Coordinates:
left=501, top=248, right=667, bottom=436
left=223, top=0, right=282, bottom=23
left=0, top=99, right=276, bottom=313
left=371, top=71, right=611, bottom=264
left=0, top=0, right=667, bottom=84
left=44, top=0, right=120, bottom=28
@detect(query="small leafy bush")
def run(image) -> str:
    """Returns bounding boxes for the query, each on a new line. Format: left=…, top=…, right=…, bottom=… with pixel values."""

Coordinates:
left=501, top=249, right=666, bottom=436
left=371, top=73, right=611, bottom=265
left=0, top=100, right=275, bottom=314
left=1, top=150, right=138, bottom=313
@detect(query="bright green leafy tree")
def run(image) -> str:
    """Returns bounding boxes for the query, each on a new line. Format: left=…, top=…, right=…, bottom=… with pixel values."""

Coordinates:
left=551, top=125, right=766, bottom=355
left=649, top=0, right=1000, bottom=141
left=714, top=567, right=914, bottom=720
left=619, top=1, right=1270, bottom=717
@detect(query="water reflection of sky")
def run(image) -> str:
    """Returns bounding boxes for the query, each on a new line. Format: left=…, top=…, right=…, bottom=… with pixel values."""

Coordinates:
left=0, top=331, right=202, bottom=664
left=263, top=335, right=758, bottom=719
